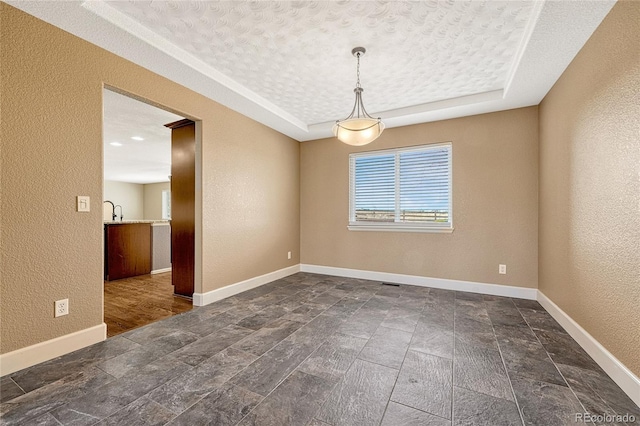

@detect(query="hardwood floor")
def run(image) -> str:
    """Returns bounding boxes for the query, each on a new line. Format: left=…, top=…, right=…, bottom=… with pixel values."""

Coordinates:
left=104, top=272, right=192, bottom=337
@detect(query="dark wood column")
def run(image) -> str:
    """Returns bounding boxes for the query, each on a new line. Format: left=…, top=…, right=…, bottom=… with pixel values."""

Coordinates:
left=165, top=119, right=195, bottom=298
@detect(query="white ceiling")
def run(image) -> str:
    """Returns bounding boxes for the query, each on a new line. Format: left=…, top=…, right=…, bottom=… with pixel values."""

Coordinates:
left=10, top=1, right=615, bottom=142
left=103, top=89, right=182, bottom=184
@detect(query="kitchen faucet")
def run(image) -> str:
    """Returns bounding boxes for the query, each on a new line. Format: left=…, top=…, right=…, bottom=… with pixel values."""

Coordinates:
left=114, top=205, right=123, bottom=221
left=103, top=200, right=116, bottom=221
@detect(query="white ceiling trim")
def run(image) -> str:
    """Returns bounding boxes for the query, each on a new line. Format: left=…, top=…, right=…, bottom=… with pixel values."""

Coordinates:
left=8, top=1, right=616, bottom=142
left=309, top=89, right=504, bottom=135
left=82, top=0, right=308, bottom=132
left=502, top=0, right=544, bottom=97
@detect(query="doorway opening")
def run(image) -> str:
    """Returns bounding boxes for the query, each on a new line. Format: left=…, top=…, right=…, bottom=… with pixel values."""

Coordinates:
left=102, top=88, right=198, bottom=337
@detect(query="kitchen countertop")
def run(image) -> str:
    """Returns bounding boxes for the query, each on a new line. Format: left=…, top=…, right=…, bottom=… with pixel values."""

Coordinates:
left=104, top=220, right=170, bottom=225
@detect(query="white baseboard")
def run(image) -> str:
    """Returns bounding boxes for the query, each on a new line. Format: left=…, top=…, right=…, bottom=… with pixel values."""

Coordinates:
left=192, top=264, right=301, bottom=307
left=151, top=267, right=172, bottom=275
left=0, top=323, right=106, bottom=376
left=537, top=291, right=640, bottom=407
left=300, top=264, right=537, bottom=300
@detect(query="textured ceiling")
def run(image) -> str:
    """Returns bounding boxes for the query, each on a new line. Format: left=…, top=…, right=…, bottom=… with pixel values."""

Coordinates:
left=103, top=89, right=182, bottom=184
left=105, top=0, right=533, bottom=125
left=9, top=0, right=616, bottom=141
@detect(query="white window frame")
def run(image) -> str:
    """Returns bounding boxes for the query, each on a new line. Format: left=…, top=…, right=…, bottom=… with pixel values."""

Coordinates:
left=348, top=142, right=453, bottom=233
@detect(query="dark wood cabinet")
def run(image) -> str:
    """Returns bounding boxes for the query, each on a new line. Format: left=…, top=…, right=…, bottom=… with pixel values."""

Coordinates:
left=104, top=223, right=151, bottom=281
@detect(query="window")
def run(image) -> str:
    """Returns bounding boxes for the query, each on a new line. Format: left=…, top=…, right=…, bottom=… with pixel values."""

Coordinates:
left=349, top=142, right=452, bottom=232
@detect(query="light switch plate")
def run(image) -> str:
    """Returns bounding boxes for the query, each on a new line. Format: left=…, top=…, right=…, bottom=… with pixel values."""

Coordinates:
left=77, top=196, right=90, bottom=212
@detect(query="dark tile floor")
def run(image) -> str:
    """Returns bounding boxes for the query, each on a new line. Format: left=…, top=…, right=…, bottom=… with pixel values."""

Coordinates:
left=1, top=273, right=638, bottom=425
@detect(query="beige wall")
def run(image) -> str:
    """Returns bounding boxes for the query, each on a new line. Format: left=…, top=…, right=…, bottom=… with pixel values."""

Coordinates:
left=143, top=182, right=170, bottom=220
left=0, top=4, right=300, bottom=354
left=301, top=107, right=539, bottom=288
left=538, top=1, right=640, bottom=376
left=104, top=180, right=144, bottom=220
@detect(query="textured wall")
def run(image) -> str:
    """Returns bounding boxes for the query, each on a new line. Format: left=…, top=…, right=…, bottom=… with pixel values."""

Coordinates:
left=104, top=181, right=144, bottom=220
left=538, top=1, right=640, bottom=376
left=0, top=4, right=300, bottom=354
left=301, top=107, right=539, bottom=288
left=143, top=182, right=170, bottom=220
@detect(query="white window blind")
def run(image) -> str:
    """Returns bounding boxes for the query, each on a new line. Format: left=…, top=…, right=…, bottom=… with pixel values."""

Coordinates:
left=349, top=142, right=452, bottom=232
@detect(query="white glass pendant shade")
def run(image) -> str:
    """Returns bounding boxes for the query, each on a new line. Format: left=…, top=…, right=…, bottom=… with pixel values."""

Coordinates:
left=332, top=118, right=385, bottom=146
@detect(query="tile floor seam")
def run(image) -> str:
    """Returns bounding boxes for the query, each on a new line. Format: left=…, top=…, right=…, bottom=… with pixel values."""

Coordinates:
left=50, top=414, right=64, bottom=426
left=230, top=317, right=349, bottom=423
left=221, top=383, right=267, bottom=426
left=319, top=357, right=394, bottom=426
left=178, top=316, right=290, bottom=368
left=518, top=305, right=591, bottom=416
left=451, top=373, right=457, bottom=424
left=9, top=377, right=26, bottom=394
left=239, top=370, right=339, bottom=426
left=379, top=311, right=419, bottom=426
left=142, top=352, right=236, bottom=419
left=452, top=294, right=459, bottom=423
left=10, top=367, right=119, bottom=425
left=578, top=373, right=627, bottom=417
left=390, top=399, right=452, bottom=422
left=104, top=394, right=173, bottom=425
left=146, top=390, right=191, bottom=416
left=52, top=406, right=102, bottom=425
left=355, top=350, right=403, bottom=372
left=530, top=331, right=574, bottom=388
left=549, top=362, right=592, bottom=414
left=311, top=307, right=379, bottom=426
left=60, top=359, right=187, bottom=424
left=487, top=300, right=527, bottom=426
left=223, top=322, right=314, bottom=389
left=548, top=353, right=616, bottom=418
left=227, top=293, right=364, bottom=424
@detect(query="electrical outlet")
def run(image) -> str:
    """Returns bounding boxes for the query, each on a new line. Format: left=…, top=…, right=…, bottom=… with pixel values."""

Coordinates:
left=55, top=299, right=69, bottom=317
left=287, top=251, right=292, bottom=260
left=499, top=264, right=507, bottom=275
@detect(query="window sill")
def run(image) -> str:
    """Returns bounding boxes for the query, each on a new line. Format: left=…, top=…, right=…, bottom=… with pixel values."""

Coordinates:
left=347, top=224, right=454, bottom=233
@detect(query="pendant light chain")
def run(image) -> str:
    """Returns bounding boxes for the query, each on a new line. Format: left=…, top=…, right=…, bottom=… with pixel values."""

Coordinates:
left=356, top=51, right=361, bottom=89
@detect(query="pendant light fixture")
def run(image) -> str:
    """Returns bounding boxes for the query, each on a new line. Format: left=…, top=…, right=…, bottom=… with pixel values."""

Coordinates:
left=333, top=47, right=385, bottom=146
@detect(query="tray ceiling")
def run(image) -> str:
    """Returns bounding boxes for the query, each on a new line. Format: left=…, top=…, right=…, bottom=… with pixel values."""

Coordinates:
left=103, top=0, right=533, bottom=126
left=9, top=0, right=616, bottom=141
